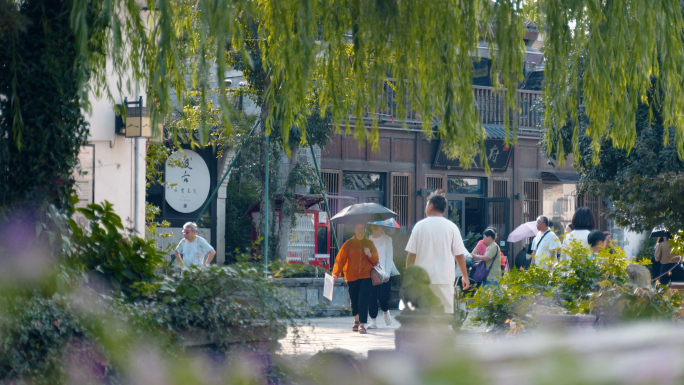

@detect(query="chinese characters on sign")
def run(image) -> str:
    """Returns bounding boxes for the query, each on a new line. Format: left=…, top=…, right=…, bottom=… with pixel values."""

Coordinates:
left=432, top=139, right=513, bottom=172
left=165, top=150, right=211, bottom=213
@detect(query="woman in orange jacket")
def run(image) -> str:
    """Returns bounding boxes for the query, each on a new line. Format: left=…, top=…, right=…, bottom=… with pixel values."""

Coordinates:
left=332, top=223, right=379, bottom=334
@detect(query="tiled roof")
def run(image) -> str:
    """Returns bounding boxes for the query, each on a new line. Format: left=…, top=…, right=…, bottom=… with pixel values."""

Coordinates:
left=484, top=124, right=542, bottom=139
left=483, top=124, right=511, bottom=139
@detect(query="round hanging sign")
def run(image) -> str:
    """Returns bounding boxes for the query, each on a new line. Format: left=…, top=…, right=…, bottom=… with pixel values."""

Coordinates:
left=165, top=150, right=211, bottom=213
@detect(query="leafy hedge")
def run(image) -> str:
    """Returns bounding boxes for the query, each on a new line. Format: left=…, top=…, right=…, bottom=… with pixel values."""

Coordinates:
left=0, top=266, right=306, bottom=383
left=0, top=293, right=113, bottom=385
left=67, top=202, right=165, bottom=298
left=270, top=260, right=329, bottom=278
left=470, top=241, right=681, bottom=334
left=118, top=265, right=305, bottom=348
left=0, top=201, right=306, bottom=383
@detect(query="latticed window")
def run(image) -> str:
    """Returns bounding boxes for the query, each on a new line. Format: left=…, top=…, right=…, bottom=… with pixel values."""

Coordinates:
left=491, top=179, right=508, bottom=198
left=321, top=170, right=341, bottom=215
left=391, top=173, right=411, bottom=227
left=523, top=180, right=540, bottom=223
left=425, top=174, right=444, bottom=194
left=577, top=193, right=601, bottom=230
left=488, top=179, right=509, bottom=234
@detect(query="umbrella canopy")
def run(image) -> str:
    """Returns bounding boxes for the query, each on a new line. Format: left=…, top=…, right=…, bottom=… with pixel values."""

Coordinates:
left=507, top=221, right=538, bottom=243
left=330, top=202, right=398, bottom=225
left=369, top=217, right=401, bottom=229
left=650, top=227, right=670, bottom=238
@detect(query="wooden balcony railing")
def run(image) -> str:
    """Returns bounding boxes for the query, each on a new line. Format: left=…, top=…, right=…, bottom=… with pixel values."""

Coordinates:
left=364, top=82, right=543, bottom=129
left=473, top=86, right=542, bottom=129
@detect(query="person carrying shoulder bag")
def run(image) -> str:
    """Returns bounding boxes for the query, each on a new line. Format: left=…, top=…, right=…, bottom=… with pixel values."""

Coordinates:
left=471, top=229, right=501, bottom=288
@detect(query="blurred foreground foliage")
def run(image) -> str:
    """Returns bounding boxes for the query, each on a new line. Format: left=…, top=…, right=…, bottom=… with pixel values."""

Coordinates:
left=0, top=201, right=305, bottom=384
left=470, top=241, right=682, bottom=334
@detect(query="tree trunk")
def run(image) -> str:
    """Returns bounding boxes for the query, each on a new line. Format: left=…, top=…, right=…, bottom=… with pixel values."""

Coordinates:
left=276, top=143, right=301, bottom=261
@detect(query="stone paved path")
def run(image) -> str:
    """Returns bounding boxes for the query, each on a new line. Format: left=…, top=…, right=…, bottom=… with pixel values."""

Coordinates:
left=279, top=312, right=488, bottom=357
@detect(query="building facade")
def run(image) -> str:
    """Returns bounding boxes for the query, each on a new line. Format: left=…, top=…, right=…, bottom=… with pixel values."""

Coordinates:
left=319, top=85, right=643, bottom=259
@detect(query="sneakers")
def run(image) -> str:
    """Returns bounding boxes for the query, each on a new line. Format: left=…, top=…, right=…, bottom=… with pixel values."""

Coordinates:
left=367, top=320, right=378, bottom=329
left=384, top=311, right=392, bottom=326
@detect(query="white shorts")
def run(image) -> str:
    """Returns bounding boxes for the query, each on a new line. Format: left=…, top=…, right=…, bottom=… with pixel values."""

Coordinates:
left=429, top=284, right=454, bottom=314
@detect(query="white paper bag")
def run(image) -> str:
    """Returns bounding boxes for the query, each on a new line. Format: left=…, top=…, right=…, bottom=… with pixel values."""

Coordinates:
left=323, top=273, right=335, bottom=301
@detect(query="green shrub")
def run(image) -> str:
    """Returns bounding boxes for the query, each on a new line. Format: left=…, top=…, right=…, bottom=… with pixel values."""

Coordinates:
left=68, top=201, right=165, bottom=298
left=0, top=293, right=112, bottom=385
left=635, top=237, right=657, bottom=265
left=470, top=241, right=680, bottom=334
left=470, top=267, right=560, bottom=333
left=0, top=264, right=307, bottom=383
left=585, top=281, right=682, bottom=324
left=553, top=241, right=630, bottom=311
left=117, top=265, right=305, bottom=350
left=270, top=260, right=328, bottom=278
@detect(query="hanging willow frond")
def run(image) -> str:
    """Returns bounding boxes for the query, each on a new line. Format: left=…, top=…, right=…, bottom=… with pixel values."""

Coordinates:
left=27, top=0, right=684, bottom=164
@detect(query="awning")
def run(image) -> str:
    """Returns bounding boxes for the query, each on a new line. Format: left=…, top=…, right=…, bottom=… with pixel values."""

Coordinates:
left=542, top=171, right=580, bottom=182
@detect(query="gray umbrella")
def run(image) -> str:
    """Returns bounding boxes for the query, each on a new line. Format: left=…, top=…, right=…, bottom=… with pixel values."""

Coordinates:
left=330, top=202, right=398, bottom=225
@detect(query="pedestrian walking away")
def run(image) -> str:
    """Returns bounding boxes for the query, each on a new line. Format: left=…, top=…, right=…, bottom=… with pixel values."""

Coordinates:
left=367, top=224, right=400, bottom=328
left=175, top=222, right=216, bottom=267
left=654, top=236, right=683, bottom=285
left=405, top=193, right=469, bottom=314
left=331, top=223, right=380, bottom=334
left=562, top=207, right=595, bottom=258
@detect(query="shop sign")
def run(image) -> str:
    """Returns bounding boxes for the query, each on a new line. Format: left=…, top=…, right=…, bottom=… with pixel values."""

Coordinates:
left=165, top=150, right=211, bottom=213
left=433, top=139, right=513, bottom=172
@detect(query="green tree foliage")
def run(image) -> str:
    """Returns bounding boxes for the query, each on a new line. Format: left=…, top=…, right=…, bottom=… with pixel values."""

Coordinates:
left=543, top=80, right=684, bottom=232
left=6, top=0, right=684, bottom=207
left=0, top=0, right=90, bottom=213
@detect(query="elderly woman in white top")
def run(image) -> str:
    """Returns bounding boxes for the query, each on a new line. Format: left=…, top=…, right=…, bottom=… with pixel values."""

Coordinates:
left=366, top=224, right=400, bottom=329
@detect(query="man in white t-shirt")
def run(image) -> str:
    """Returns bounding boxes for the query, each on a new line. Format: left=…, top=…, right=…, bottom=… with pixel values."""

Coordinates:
left=530, top=216, right=560, bottom=266
left=174, top=222, right=216, bottom=267
left=406, top=194, right=469, bottom=314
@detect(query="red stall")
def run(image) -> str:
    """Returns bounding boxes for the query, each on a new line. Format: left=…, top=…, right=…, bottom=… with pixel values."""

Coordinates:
left=286, top=211, right=330, bottom=268
left=247, top=195, right=331, bottom=268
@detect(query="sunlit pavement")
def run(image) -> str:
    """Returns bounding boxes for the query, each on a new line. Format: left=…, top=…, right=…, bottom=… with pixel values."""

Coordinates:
left=279, top=313, right=488, bottom=357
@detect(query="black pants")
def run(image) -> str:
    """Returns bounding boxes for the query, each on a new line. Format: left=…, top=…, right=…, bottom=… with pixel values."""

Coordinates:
left=659, top=263, right=684, bottom=285
left=651, top=257, right=661, bottom=283
left=347, top=278, right=372, bottom=324
left=368, top=280, right=391, bottom=319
